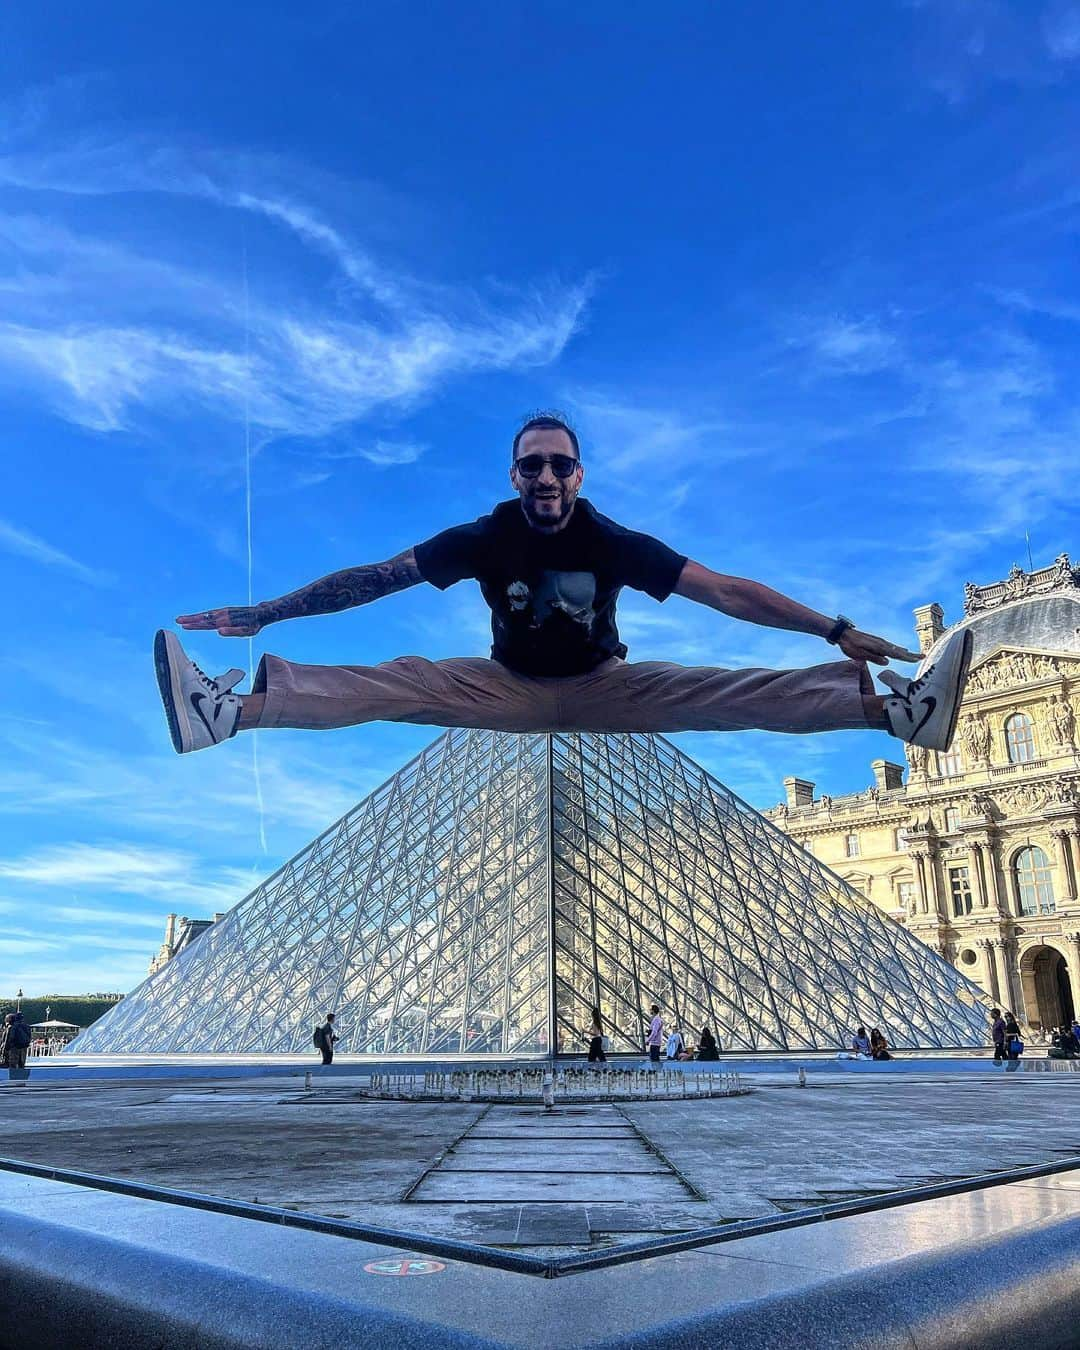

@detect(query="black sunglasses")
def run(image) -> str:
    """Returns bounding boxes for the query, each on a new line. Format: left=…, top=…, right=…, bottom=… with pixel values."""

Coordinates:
left=513, top=453, right=581, bottom=479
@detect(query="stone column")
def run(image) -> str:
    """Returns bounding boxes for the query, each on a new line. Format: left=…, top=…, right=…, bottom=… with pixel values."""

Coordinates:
left=910, top=848, right=930, bottom=916
left=1068, top=933, right=1080, bottom=1010
left=977, top=938, right=1001, bottom=1005
left=970, top=842, right=991, bottom=910
left=1052, top=828, right=1078, bottom=903
left=986, top=836, right=1009, bottom=915
left=991, top=939, right=1015, bottom=1014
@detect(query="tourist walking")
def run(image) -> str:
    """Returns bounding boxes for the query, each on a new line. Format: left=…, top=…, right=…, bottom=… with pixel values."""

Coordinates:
left=991, top=1008, right=1006, bottom=1064
left=646, top=1005, right=664, bottom=1066
left=696, top=1027, right=720, bottom=1060
left=1004, top=1011, right=1023, bottom=1061
left=314, top=1012, right=338, bottom=1065
left=1, top=1012, right=30, bottom=1079
left=586, top=1007, right=606, bottom=1064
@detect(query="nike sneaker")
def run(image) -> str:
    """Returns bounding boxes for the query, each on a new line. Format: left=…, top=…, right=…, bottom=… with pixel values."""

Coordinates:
left=879, top=629, right=973, bottom=751
left=154, top=629, right=243, bottom=754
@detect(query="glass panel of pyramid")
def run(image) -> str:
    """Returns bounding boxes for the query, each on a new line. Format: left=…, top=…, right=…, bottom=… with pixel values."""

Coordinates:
left=73, top=730, right=989, bottom=1055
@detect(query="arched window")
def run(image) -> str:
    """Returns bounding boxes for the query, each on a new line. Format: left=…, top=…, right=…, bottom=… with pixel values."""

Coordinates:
left=1005, top=713, right=1036, bottom=764
left=1015, top=846, right=1055, bottom=916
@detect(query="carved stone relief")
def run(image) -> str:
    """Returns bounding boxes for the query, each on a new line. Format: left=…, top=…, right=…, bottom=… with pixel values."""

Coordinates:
left=960, top=715, right=992, bottom=762
left=963, top=554, right=1079, bottom=615
left=1047, top=692, right=1077, bottom=748
left=996, top=780, right=1079, bottom=815
left=905, top=743, right=929, bottom=776
left=964, top=651, right=1074, bottom=697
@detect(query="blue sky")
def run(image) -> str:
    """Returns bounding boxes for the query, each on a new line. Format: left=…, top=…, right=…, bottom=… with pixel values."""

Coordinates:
left=3, top=0, right=1080, bottom=997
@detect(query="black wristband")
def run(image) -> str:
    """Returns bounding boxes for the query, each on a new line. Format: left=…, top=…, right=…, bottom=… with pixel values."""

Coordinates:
left=826, top=615, right=855, bottom=645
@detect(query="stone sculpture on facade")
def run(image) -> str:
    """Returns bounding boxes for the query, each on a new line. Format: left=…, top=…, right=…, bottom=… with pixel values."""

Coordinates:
left=1047, top=693, right=1076, bottom=749
left=905, top=743, right=929, bottom=777
left=960, top=716, right=991, bottom=764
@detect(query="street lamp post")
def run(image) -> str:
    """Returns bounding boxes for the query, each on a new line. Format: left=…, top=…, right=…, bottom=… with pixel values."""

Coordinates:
left=15, top=987, right=22, bottom=1012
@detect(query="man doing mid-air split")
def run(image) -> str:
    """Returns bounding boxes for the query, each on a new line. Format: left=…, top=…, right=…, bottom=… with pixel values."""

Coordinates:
left=155, top=413, right=971, bottom=757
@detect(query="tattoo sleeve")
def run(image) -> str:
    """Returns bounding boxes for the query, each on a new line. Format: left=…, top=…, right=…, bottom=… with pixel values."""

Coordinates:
left=255, top=548, right=424, bottom=627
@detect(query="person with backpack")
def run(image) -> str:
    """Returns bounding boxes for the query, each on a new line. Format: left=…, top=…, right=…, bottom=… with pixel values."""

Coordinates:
left=314, top=1012, right=338, bottom=1065
left=2, top=1012, right=31, bottom=1078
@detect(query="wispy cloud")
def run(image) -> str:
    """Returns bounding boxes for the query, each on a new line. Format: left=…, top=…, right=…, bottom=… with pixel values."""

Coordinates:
left=306, top=438, right=426, bottom=467
left=568, top=391, right=743, bottom=480
left=912, top=0, right=1080, bottom=101
left=0, top=842, right=254, bottom=911
left=1041, top=3, right=1080, bottom=60
left=0, top=518, right=113, bottom=586
left=0, top=136, right=592, bottom=441
left=789, top=315, right=900, bottom=376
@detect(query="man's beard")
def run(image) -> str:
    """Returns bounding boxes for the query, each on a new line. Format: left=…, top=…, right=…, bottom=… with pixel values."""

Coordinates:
left=522, top=491, right=572, bottom=527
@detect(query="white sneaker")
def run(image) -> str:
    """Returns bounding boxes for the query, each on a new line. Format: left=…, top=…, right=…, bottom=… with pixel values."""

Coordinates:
left=154, top=630, right=243, bottom=754
left=879, top=629, right=973, bottom=751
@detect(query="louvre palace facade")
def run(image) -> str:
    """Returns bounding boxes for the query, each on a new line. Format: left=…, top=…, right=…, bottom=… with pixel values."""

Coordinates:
left=767, top=555, right=1080, bottom=1037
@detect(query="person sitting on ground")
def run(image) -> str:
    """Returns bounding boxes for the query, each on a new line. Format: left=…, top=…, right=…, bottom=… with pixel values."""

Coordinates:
left=851, top=1026, right=872, bottom=1057
left=869, top=1027, right=892, bottom=1061
left=665, top=1025, right=686, bottom=1060
left=1049, top=1026, right=1079, bottom=1059
left=696, top=1027, right=720, bottom=1060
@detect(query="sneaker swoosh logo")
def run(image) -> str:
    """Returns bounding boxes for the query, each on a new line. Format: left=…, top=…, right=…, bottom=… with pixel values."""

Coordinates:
left=189, top=691, right=217, bottom=740
left=912, top=695, right=937, bottom=738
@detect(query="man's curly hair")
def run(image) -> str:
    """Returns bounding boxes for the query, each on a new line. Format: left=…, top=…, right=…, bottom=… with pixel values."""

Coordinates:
left=511, top=410, right=581, bottom=461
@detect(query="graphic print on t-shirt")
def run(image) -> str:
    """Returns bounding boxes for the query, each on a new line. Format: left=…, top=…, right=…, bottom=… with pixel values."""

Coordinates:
left=507, top=570, right=597, bottom=636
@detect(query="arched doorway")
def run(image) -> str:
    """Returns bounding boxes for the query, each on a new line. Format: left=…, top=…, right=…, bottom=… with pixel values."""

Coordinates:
left=1019, top=944, right=1075, bottom=1031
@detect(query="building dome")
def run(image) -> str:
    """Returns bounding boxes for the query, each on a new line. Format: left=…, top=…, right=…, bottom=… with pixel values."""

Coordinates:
left=924, top=554, right=1080, bottom=668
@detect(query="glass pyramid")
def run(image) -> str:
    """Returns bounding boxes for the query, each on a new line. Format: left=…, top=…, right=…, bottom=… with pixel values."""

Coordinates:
left=73, top=730, right=989, bottom=1055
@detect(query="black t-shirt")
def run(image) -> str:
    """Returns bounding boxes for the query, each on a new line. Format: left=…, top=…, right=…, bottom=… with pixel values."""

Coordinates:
left=414, top=498, right=687, bottom=676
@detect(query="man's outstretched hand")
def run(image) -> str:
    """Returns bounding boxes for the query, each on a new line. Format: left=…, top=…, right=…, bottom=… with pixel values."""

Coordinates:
left=836, top=628, right=923, bottom=666
left=177, top=606, right=263, bottom=637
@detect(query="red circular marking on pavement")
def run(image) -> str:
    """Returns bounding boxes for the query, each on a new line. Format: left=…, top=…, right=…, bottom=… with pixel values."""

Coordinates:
left=363, top=1257, right=446, bottom=1276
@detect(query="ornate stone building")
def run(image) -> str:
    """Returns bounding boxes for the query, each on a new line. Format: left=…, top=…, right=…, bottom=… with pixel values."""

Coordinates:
left=148, top=912, right=224, bottom=975
left=767, top=555, right=1080, bottom=1037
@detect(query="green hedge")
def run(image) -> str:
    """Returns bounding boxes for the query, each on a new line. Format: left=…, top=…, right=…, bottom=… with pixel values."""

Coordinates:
left=0, top=996, right=123, bottom=1029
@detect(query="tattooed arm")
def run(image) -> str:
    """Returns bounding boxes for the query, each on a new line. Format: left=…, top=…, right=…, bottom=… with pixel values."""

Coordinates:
left=176, top=548, right=425, bottom=637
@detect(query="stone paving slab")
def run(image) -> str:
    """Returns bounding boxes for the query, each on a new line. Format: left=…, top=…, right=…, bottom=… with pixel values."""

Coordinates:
left=3, top=1071, right=1080, bottom=1253
left=413, top=1171, right=690, bottom=1203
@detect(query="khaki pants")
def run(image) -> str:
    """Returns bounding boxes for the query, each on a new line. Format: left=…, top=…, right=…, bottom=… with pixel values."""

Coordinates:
left=253, top=653, right=871, bottom=736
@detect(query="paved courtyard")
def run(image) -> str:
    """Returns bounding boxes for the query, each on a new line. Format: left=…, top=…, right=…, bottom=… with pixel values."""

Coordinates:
left=3, top=1069, right=1079, bottom=1252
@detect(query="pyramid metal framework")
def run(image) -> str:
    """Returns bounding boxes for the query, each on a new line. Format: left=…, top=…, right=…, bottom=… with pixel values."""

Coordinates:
left=74, top=730, right=989, bottom=1056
